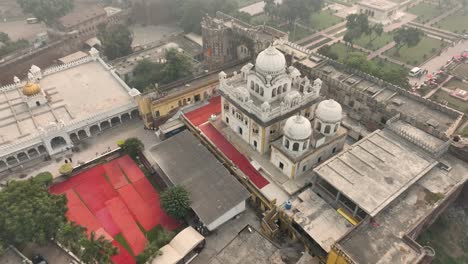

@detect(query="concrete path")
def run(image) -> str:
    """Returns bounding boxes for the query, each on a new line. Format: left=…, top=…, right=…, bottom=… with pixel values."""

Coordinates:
left=367, top=41, right=396, bottom=59
left=423, top=75, right=453, bottom=99
left=410, top=39, right=468, bottom=86
left=296, top=21, right=346, bottom=45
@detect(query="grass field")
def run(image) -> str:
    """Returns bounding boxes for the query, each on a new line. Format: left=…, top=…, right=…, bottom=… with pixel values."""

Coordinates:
left=281, top=23, right=314, bottom=42
left=444, top=79, right=468, bottom=91
left=371, top=57, right=408, bottom=72
left=327, top=42, right=368, bottom=62
left=453, top=63, right=468, bottom=79
left=435, top=10, right=468, bottom=33
left=353, top=31, right=394, bottom=51
left=384, top=36, right=445, bottom=66
left=250, top=14, right=281, bottom=27
left=417, top=205, right=468, bottom=264
left=408, top=3, right=446, bottom=24
left=431, top=89, right=468, bottom=115
left=306, top=10, right=343, bottom=31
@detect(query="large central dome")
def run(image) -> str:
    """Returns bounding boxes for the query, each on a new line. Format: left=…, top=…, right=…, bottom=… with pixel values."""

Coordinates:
left=255, top=46, right=286, bottom=76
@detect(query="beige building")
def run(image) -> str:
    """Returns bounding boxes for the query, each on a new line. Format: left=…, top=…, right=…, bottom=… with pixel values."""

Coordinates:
left=357, top=0, right=399, bottom=25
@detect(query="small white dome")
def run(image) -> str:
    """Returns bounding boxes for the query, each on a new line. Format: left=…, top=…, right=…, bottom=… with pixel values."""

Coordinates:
left=283, top=115, right=312, bottom=140
left=255, top=46, right=286, bottom=76
left=316, top=99, right=342, bottom=123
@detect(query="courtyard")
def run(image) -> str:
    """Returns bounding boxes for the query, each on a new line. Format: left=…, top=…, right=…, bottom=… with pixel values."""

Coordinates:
left=430, top=89, right=468, bottom=115
left=305, top=10, right=344, bottom=31
left=384, top=36, right=445, bottom=66
left=49, top=155, right=180, bottom=264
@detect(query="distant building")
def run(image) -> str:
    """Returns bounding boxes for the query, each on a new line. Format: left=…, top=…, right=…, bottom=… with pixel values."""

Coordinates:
left=145, top=131, right=250, bottom=231
left=201, top=12, right=288, bottom=68
left=219, top=46, right=346, bottom=178
left=0, top=48, right=140, bottom=173
left=357, top=0, right=400, bottom=25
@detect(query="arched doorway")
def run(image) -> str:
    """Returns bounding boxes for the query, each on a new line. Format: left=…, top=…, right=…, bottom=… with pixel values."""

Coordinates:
left=100, top=121, right=110, bottom=130
left=70, top=133, right=79, bottom=143
left=121, top=113, right=130, bottom=122
left=90, top=125, right=100, bottom=136
left=0, top=160, right=6, bottom=169
left=50, top=136, right=67, bottom=150
left=131, top=110, right=140, bottom=119
left=28, top=148, right=39, bottom=158
left=78, top=130, right=88, bottom=139
left=38, top=145, right=47, bottom=154
left=111, top=117, right=121, bottom=126
left=6, top=156, right=18, bottom=165
left=17, top=152, right=28, bottom=162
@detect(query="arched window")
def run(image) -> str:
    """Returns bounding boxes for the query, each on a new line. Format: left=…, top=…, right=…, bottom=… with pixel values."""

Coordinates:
left=277, top=86, right=282, bottom=95
left=324, top=125, right=331, bottom=134
left=255, top=84, right=259, bottom=93
left=303, top=142, right=307, bottom=150
left=285, top=139, right=290, bottom=148
left=316, top=121, right=322, bottom=132
left=283, top=84, right=287, bottom=93
left=250, top=81, right=254, bottom=90
left=334, top=124, right=339, bottom=132
left=272, top=88, right=277, bottom=97
left=260, top=88, right=264, bottom=96
left=293, top=143, right=299, bottom=151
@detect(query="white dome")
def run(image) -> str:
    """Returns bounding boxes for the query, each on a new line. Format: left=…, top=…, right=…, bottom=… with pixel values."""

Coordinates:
left=316, top=99, right=342, bottom=123
left=283, top=115, right=312, bottom=140
left=255, top=46, right=286, bottom=75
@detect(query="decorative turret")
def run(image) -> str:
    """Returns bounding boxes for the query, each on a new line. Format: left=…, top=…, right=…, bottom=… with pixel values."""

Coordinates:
left=282, top=115, right=312, bottom=153
left=314, top=99, right=342, bottom=137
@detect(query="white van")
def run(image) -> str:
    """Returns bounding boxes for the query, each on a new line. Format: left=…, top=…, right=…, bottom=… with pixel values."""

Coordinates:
left=26, top=17, right=39, bottom=24
left=409, top=67, right=422, bottom=77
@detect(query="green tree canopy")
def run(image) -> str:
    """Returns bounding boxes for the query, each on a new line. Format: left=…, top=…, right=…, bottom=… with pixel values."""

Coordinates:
left=0, top=178, right=67, bottom=246
left=344, top=13, right=370, bottom=48
left=393, top=28, right=424, bottom=53
left=161, top=186, right=190, bottom=220
left=278, top=0, right=323, bottom=23
left=121, top=137, right=144, bottom=158
left=98, top=24, right=133, bottom=60
left=56, top=222, right=87, bottom=253
left=17, top=0, right=74, bottom=24
left=80, top=231, right=118, bottom=264
left=130, top=49, right=193, bottom=92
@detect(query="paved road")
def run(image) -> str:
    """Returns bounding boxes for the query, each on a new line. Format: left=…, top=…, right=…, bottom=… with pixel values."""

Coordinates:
left=410, top=39, right=468, bottom=86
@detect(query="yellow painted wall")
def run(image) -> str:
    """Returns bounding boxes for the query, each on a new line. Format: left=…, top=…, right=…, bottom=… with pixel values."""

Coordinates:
left=326, top=248, right=352, bottom=264
left=138, top=81, right=218, bottom=127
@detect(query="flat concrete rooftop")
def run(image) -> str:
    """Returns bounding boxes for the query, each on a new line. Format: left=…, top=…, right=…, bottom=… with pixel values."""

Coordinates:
left=285, top=188, right=353, bottom=252
left=315, top=129, right=437, bottom=216
left=0, top=59, right=133, bottom=146
left=314, top=63, right=459, bottom=133
left=358, top=0, right=397, bottom=10
left=208, top=225, right=280, bottom=264
left=339, top=152, right=468, bottom=264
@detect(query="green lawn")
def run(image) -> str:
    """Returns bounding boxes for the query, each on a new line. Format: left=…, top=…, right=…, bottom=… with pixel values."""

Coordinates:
left=250, top=14, right=281, bottom=27
left=417, top=206, right=468, bottom=264
left=431, top=89, right=468, bottom=115
left=408, top=3, right=446, bottom=24
left=353, top=31, right=394, bottom=51
left=444, top=79, right=468, bottom=91
left=435, top=10, right=468, bottom=33
left=371, top=57, right=408, bottom=72
left=280, top=23, right=314, bottom=42
left=384, top=36, right=445, bottom=66
left=305, top=10, right=343, bottom=31
left=453, top=63, right=468, bottom=79
left=328, top=42, right=368, bottom=62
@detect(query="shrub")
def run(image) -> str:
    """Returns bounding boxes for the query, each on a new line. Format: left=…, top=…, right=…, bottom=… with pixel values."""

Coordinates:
left=35, top=172, right=53, bottom=186
left=59, top=163, right=73, bottom=176
left=121, top=138, right=144, bottom=159
left=431, top=47, right=436, bottom=53
left=161, top=186, right=190, bottom=220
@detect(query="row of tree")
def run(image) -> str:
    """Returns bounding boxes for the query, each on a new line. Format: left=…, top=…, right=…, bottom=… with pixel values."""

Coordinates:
left=0, top=32, right=30, bottom=58
left=16, top=0, right=74, bottom=25
left=264, top=0, right=323, bottom=23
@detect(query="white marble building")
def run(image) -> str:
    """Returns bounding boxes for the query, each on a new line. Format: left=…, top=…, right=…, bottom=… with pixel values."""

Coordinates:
left=0, top=48, right=141, bottom=172
left=219, top=46, right=347, bottom=178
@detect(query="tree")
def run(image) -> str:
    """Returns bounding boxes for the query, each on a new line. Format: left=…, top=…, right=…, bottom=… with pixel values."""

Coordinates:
left=161, top=186, right=190, bottom=220
left=80, top=231, right=118, bottom=264
left=17, top=0, right=73, bottom=24
left=178, top=0, right=239, bottom=33
left=56, top=222, right=87, bottom=253
left=130, top=59, right=164, bottom=92
left=0, top=32, right=9, bottom=43
left=35, top=171, right=53, bottom=186
left=161, top=49, right=193, bottom=84
left=0, top=178, right=67, bottom=246
left=277, top=0, right=323, bottom=23
left=368, top=23, right=383, bottom=46
left=98, top=24, right=133, bottom=60
left=343, top=13, right=370, bottom=50
left=121, top=137, right=144, bottom=159
left=393, top=28, right=424, bottom=56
